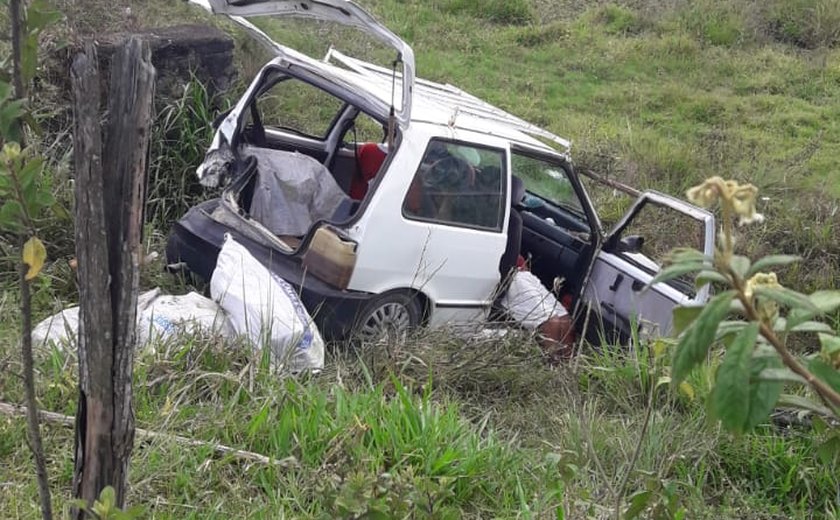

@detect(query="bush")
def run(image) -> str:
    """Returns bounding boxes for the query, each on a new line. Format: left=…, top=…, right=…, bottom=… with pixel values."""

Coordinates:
left=766, top=0, right=840, bottom=48
left=680, top=3, right=745, bottom=47
left=441, top=0, right=533, bottom=25
left=146, top=80, right=223, bottom=230
left=514, top=21, right=568, bottom=47
left=596, top=4, right=646, bottom=35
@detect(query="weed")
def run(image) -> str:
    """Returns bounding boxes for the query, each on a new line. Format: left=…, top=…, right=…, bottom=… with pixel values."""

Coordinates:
left=146, top=79, right=223, bottom=231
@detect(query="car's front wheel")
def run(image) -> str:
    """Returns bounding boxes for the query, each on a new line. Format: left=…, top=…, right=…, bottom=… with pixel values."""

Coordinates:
left=353, top=292, right=421, bottom=342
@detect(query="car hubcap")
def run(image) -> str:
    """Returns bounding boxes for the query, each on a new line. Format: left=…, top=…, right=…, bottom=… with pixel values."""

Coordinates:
left=359, top=302, right=412, bottom=341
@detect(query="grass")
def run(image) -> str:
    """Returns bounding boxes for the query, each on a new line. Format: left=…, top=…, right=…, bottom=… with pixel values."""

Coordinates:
left=2, top=313, right=838, bottom=518
left=3, top=0, right=840, bottom=517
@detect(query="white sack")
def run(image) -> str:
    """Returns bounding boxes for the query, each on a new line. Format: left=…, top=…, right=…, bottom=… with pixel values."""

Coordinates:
left=32, top=307, right=80, bottom=350
left=32, top=289, right=234, bottom=351
left=245, top=147, right=350, bottom=237
left=136, top=291, right=236, bottom=345
left=210, top=234, right=324, bottom=372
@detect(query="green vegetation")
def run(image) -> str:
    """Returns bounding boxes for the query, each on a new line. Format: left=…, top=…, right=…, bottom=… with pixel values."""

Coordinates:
left=2, top=0, right=840, bottom=518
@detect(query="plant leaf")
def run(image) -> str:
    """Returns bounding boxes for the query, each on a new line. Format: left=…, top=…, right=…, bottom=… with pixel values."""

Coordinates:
left=729, top=255, right=751, bottom=279
left=754, top=286, right=820, bottom=313
left=711, top=322, right=758, bottom=433
left=808, top=358, right=840, bottom=394
left=624, top=490, right=653, bottom=520
left=672, top=291, right=734, bottom=385
left=672, top=305, right=703, bottom=335
left=695, top=269, right=729, bottom=287
left=818, top=333, right=840, bottom=356
left=0, top=199, right=24, bottom=230
left=809, top=291, right=840, bottom=314
left=649, top=262, right=704, bottom=287
left=747, top=255, right=800, bottom=276
left=816, top=436, right=840, bottom=466
left=22, top=236, right=46, bottom=280
left=716, top=320, right=747, bottom=341
left=776, top=394, right=833, bottom=416
left=745, top=355, right=783, bottom=431
left=787, top=321, right=834, bottom=333
left=756, top=367, right=806, bottom=385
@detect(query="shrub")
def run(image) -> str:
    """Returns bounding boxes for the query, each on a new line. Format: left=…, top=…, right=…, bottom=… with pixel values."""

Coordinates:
left=514, top=21, right=568, bottom=47
left=680, top=3, right=745, bottom=47
left=596, top=4, right=646, bottom=35
left=766, top=0, right=840, bottom=48
left=441, top=0, right=533, bottom=25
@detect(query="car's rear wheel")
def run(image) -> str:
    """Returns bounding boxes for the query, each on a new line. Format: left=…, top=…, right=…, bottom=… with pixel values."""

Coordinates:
left=353, top=292, right=421, bottom=342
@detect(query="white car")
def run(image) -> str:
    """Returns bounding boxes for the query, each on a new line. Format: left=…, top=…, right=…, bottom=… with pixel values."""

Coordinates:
left=166, top=0, right=715, bottom=342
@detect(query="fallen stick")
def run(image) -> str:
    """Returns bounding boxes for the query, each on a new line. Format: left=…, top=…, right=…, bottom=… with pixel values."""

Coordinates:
left=0, top=401, right=296, bottom=468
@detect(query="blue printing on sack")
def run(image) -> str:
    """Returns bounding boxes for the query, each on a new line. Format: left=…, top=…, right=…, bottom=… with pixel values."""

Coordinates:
left=270, top=273, right=314, bottom=350
left=153, top=315, right=175, bottom=334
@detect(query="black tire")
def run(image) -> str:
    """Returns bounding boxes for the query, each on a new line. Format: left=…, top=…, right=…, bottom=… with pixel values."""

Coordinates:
left=352, top=292, right=421, bottom=342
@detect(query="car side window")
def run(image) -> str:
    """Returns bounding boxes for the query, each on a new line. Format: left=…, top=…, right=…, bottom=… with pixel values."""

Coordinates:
left=402, top=139, right=506, bottom=231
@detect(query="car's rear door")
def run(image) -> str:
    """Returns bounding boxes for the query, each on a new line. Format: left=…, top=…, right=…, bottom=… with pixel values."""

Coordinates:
left=189, top=0, right=415, bottom=126
left=584, top=191, right=715, bottom=340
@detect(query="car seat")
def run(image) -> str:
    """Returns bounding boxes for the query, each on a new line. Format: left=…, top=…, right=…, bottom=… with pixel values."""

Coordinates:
left=349, top=142, right=387, bottom=200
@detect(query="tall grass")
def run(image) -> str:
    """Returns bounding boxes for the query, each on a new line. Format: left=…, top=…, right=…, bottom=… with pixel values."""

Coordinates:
left=146, top=79, right=224, bottom=231
left=2, top=322, right=837, bottom=518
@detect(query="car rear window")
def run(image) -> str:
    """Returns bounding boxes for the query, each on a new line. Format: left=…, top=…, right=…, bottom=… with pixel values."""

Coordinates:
left=402, top=139, right=506, bottom=231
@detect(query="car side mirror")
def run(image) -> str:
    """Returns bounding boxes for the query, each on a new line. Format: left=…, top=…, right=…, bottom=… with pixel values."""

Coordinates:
left=617, top=234, right=644, bottom=254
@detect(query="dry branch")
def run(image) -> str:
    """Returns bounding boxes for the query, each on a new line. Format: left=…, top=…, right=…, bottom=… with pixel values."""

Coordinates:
left=0, top=402, right=297, bottom=468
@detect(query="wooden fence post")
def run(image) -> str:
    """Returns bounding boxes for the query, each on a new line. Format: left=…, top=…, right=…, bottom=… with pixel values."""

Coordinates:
left=70, top=36, right=155, bottom=512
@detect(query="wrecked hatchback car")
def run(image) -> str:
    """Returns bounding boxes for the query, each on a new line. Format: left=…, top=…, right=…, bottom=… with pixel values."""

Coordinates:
left=167, top=0, right=716, bottom=342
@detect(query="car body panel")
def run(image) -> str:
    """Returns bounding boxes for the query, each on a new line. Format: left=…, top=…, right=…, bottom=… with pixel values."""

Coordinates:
left=344, top=124, right=511, bottom=325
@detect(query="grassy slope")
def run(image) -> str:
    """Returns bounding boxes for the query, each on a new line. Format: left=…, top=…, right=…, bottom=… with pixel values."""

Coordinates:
left=2, top=0, right=840, bottom=518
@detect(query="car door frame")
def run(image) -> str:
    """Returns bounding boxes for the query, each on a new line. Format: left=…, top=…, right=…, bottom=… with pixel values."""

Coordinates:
left=584, top=190, right=716, bottom=340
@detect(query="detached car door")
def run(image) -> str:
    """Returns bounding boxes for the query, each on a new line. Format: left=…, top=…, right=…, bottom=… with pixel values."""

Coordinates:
left=584, top=191, right=715, bottom=340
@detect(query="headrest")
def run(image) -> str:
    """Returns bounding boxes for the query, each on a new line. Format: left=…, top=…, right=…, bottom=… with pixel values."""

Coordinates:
left=511, top=175, right=526, bottom=207
left=358, top=142, right=387, bottom=181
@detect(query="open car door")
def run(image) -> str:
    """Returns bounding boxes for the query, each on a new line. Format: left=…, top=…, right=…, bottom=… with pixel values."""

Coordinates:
left=584, top=191, right=715, bottom=341
left=189, top=0, right=415, bottom=127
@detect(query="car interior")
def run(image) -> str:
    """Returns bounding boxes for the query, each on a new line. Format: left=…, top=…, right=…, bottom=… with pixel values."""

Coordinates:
left=224, top=73, right=392, bottom=251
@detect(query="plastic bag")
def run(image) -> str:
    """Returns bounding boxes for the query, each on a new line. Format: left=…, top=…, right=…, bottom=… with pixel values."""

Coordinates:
left=136, top=290, right=235, bottom=345
left=32, top=289, right=234, bottom=351
left=32, top=307, right=80, bottom=350
left=210, top=234, right=324, bottom=372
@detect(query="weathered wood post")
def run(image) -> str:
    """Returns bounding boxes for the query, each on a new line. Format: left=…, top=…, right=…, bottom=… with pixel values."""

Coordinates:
left=70, top=36, right=155, bottom=512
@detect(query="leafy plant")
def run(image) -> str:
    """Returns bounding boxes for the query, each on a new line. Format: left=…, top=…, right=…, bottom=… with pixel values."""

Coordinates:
left=1, top=1, right=63, bottom=519
left=655, top=177, right=840, bottom=434
left=70, top=486, right=145, bottom=520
